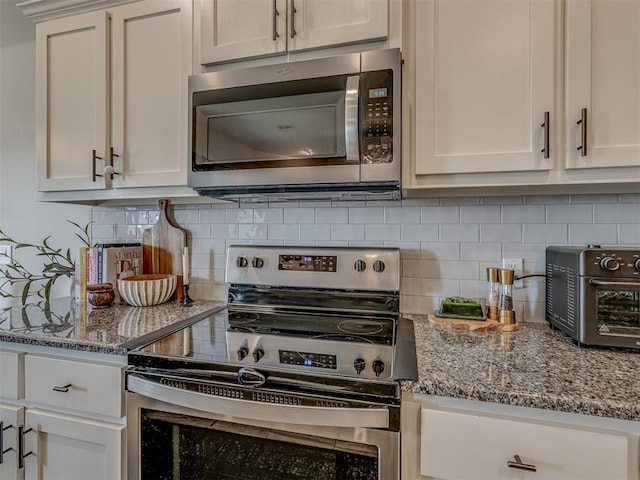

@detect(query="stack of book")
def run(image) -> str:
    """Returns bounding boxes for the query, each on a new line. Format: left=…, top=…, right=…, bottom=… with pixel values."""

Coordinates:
left=78, top=243, right=143, bottom=304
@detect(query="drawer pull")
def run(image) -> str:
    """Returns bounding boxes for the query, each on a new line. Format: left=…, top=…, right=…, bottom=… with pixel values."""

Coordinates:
left=52, top=383, right=72, bottom=393
left=18, top=427, right=33, bottom=469
left=0, top=421, right=14, bottom=464
left=507, top=454, right=537, bottom=472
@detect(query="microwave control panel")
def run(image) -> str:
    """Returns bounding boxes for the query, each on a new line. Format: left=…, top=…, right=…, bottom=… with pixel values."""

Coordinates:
left=361, top=70, right=393, bottom=164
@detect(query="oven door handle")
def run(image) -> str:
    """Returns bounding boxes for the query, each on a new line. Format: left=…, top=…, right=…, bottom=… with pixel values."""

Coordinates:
left=127, top=374, right=389, bottom=428
left=345, top=75, right=360, bottom=164
left=589, top=279, right=640, bottom=288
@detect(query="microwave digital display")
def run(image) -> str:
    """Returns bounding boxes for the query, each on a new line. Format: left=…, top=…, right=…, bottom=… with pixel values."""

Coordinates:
left=369, top=87, right=388, bottom=98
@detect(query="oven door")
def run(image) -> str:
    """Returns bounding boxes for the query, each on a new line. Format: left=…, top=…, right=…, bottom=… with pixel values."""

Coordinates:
left=583, top=278, right=640, bottom=348
left=127, top=381, right=399, bottom=480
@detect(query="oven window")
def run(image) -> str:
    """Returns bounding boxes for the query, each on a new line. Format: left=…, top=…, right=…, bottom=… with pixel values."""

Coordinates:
left=141, top=409, right=378, bottom=480
left=596, top=288, right=640, bottom=337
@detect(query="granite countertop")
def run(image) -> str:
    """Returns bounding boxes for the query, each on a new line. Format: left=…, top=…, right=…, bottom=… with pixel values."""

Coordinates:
left=401, top=315, right=640, bottom=422
left=0, top=297, right=225, bottom=355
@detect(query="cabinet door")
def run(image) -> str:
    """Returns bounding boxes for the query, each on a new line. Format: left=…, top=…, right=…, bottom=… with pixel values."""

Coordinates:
left=36, top=12, right=109, bottom=192
left=565, top=0, right=640, bottom=170
left=111, top=0, right=192, bottom=189
left=198, top=0, right=287, bottom=65
left=0, top=404, right=24, bottom=480
left=288, top=0, right=388, bottom=52
left=413, top=0, right=555, bottom=176
left=23, top=409, right=124, bottom=480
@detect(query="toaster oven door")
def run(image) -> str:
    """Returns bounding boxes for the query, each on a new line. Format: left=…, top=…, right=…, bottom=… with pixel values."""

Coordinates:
left=585, top=279, right=640, bottom=347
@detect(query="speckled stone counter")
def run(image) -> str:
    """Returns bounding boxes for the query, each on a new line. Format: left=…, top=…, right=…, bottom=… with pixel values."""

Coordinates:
left=0, top=297, right=225, bottom=355
left=401, top=315, right=640, bottom=422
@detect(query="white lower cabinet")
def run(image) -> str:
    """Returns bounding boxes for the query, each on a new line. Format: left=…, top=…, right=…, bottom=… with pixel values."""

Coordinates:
left=0, top=344, right=126, bottom=480
left=402, top=393, right=640, bottom=480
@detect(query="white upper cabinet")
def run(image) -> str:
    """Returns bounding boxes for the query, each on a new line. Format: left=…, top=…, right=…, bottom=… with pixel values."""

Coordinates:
left=565, top=0, right=640, bottom=170
left=197, top=0, right=389, bottom=65
left=36, top=12, right=109, bottom=192
left=412, top=0, right=555, bottom=176
left=35, top=0, right=192, bottom=195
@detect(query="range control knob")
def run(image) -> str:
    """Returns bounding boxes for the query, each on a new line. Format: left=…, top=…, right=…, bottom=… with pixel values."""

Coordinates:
left=237, top=345, right=249, bottom=361
left=371, top=360, right=385, bottom=378
left=251, top=257, right=264, bottom=269
left=373, top=260, right=386, bottom=273
left=634, top=258, right=640, bottom=273
left=354, top=259, right=367, bottom=272
left=252, top=347, right=264, bottom=363
left=600, top=256, right=620, bottom=272
left=236, top=256, right=248, bottom=268
left=354, top=358, right=366, bottom=374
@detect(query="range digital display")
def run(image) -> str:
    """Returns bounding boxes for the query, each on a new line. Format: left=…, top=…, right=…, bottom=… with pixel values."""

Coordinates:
left=278, top=254, right=337, bottom=272
left=279, top=350, right=337, bottom=369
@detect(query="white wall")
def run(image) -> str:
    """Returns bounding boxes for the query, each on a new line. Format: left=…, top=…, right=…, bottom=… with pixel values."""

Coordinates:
left=91, top=194, right=640, bottom=322
left=0, top=2, right=90, bottom=307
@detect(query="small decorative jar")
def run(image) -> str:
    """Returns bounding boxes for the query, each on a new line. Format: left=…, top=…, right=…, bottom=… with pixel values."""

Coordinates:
left=87, top=283, right=115, bottom=308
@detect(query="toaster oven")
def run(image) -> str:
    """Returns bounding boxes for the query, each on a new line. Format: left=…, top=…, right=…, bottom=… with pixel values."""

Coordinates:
left=546, top=245, right=640, bottom=349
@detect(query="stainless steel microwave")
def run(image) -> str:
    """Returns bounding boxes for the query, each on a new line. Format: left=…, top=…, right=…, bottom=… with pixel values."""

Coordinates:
left=187, top=49, right=401, bottom=202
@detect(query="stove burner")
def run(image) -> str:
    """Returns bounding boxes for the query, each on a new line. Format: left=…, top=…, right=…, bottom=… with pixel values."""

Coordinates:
left=229, top=312, right=259, bottom=324
left=337, top=319, right=384, bottom=335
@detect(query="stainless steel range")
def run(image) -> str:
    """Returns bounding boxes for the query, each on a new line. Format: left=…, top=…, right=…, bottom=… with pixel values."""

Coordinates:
left=126, top=245, right=415, bottom=480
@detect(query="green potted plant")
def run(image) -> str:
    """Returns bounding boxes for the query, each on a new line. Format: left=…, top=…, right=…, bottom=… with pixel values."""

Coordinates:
left=0, top=221, right=92, bottom=305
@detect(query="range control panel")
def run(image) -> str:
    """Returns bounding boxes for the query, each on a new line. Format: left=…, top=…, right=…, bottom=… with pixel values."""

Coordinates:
left=278, top=255, right=337, bottom=272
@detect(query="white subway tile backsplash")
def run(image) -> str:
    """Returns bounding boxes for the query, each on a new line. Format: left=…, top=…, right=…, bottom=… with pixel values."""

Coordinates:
left=91, top=195, right=640, bottom=319
left=384, top=206, right=420, bottom=224
left=460, top=206, right=501, bottom=224
left=349, top=207, right=383, bottom=224
left=440, top=224, right=479, bottom=243
left=546, top=204, right=592, bottom=223
left=569, top=224, right=618, bottom=244
left=331, top=224, right=365, bottom=241
left=366, top=224, right=401, bottom=241
left=402, top=224, right=438, bottom=242
left=503, top=205, right=545, bottom=223
left=522, top=224, right=568, bottom=243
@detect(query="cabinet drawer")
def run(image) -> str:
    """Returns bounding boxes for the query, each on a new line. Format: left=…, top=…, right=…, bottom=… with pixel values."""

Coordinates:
left=421, top=408, right=629, bottom=479
left=0, top=349, right=25, bottom=400
left=25, top=355, right=124, bottom=418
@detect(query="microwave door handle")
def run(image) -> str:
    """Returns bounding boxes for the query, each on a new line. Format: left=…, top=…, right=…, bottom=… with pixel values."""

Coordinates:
left=589, top=279, right=640, bottom=288
left=345, top=75, right=360, bottom=164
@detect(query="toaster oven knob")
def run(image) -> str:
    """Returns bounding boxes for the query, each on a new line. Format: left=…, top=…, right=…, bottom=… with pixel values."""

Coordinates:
left=373, top=260, right=386, bottom=273
left=354, top=358, right=366, bottom=374
left=251, top=257, right=264, bottom=269
left=372, top=360, right=385, bottom=377
left=237, top=345, right=249, bottom=361
left=354, top=259, right=367, bottom=272
left=236, top=256, right=248, bottom=268
left=599, top=256, right=620, bottom=272
left=252, top=347, right=264, bottom=363
left=634, top=259, right=640, bottom=273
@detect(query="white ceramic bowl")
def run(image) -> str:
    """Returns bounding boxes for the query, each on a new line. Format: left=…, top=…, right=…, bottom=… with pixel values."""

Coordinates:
left=117, top=274, right=177, bottom=307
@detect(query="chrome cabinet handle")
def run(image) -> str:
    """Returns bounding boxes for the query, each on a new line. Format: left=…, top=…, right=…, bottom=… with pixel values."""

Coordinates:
left=108, top=147, right=121, bottom=180
left=576, top=107, right=588, bottom=157
left=0, top=421, right=14, bottom=464
left=290, top=0, right=297, bottom=38
left=18, top=426, right=33, bottom=469
left=92, top=149, right=103, bottom=182
left=52, top=383, right=72, bottom=393
left=507, top=454, right=537, bottom=472
left=541, top=111, right=550, bottom=159
left=272, top=0, right=280, bottom=41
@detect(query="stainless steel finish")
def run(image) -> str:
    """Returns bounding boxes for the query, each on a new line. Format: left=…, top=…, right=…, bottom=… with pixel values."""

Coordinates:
left=128, top=375, right=390, bottom=428
left=345, top=75, right=360, bottom=163
left=272, top=0, right=279, bottom=41
left=290, top=0, right=297, bottom=38
left=52, top=383, right=72, bottom=393
left=91, top=149, right=102, bottom=182
left=507, top=455, right=537, bottom=472
left=577, top=107, right=588, bottom=157
left=127, top=390, right=399, bottom=480
left=541, top=111, right=550, bottom=159
left=225, top=245, right=401, bottom=292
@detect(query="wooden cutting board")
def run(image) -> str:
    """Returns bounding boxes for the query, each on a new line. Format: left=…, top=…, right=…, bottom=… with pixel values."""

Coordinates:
left=428, top=314, right=519, bottom=332
left=142, top=199, right=186, bottom=300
